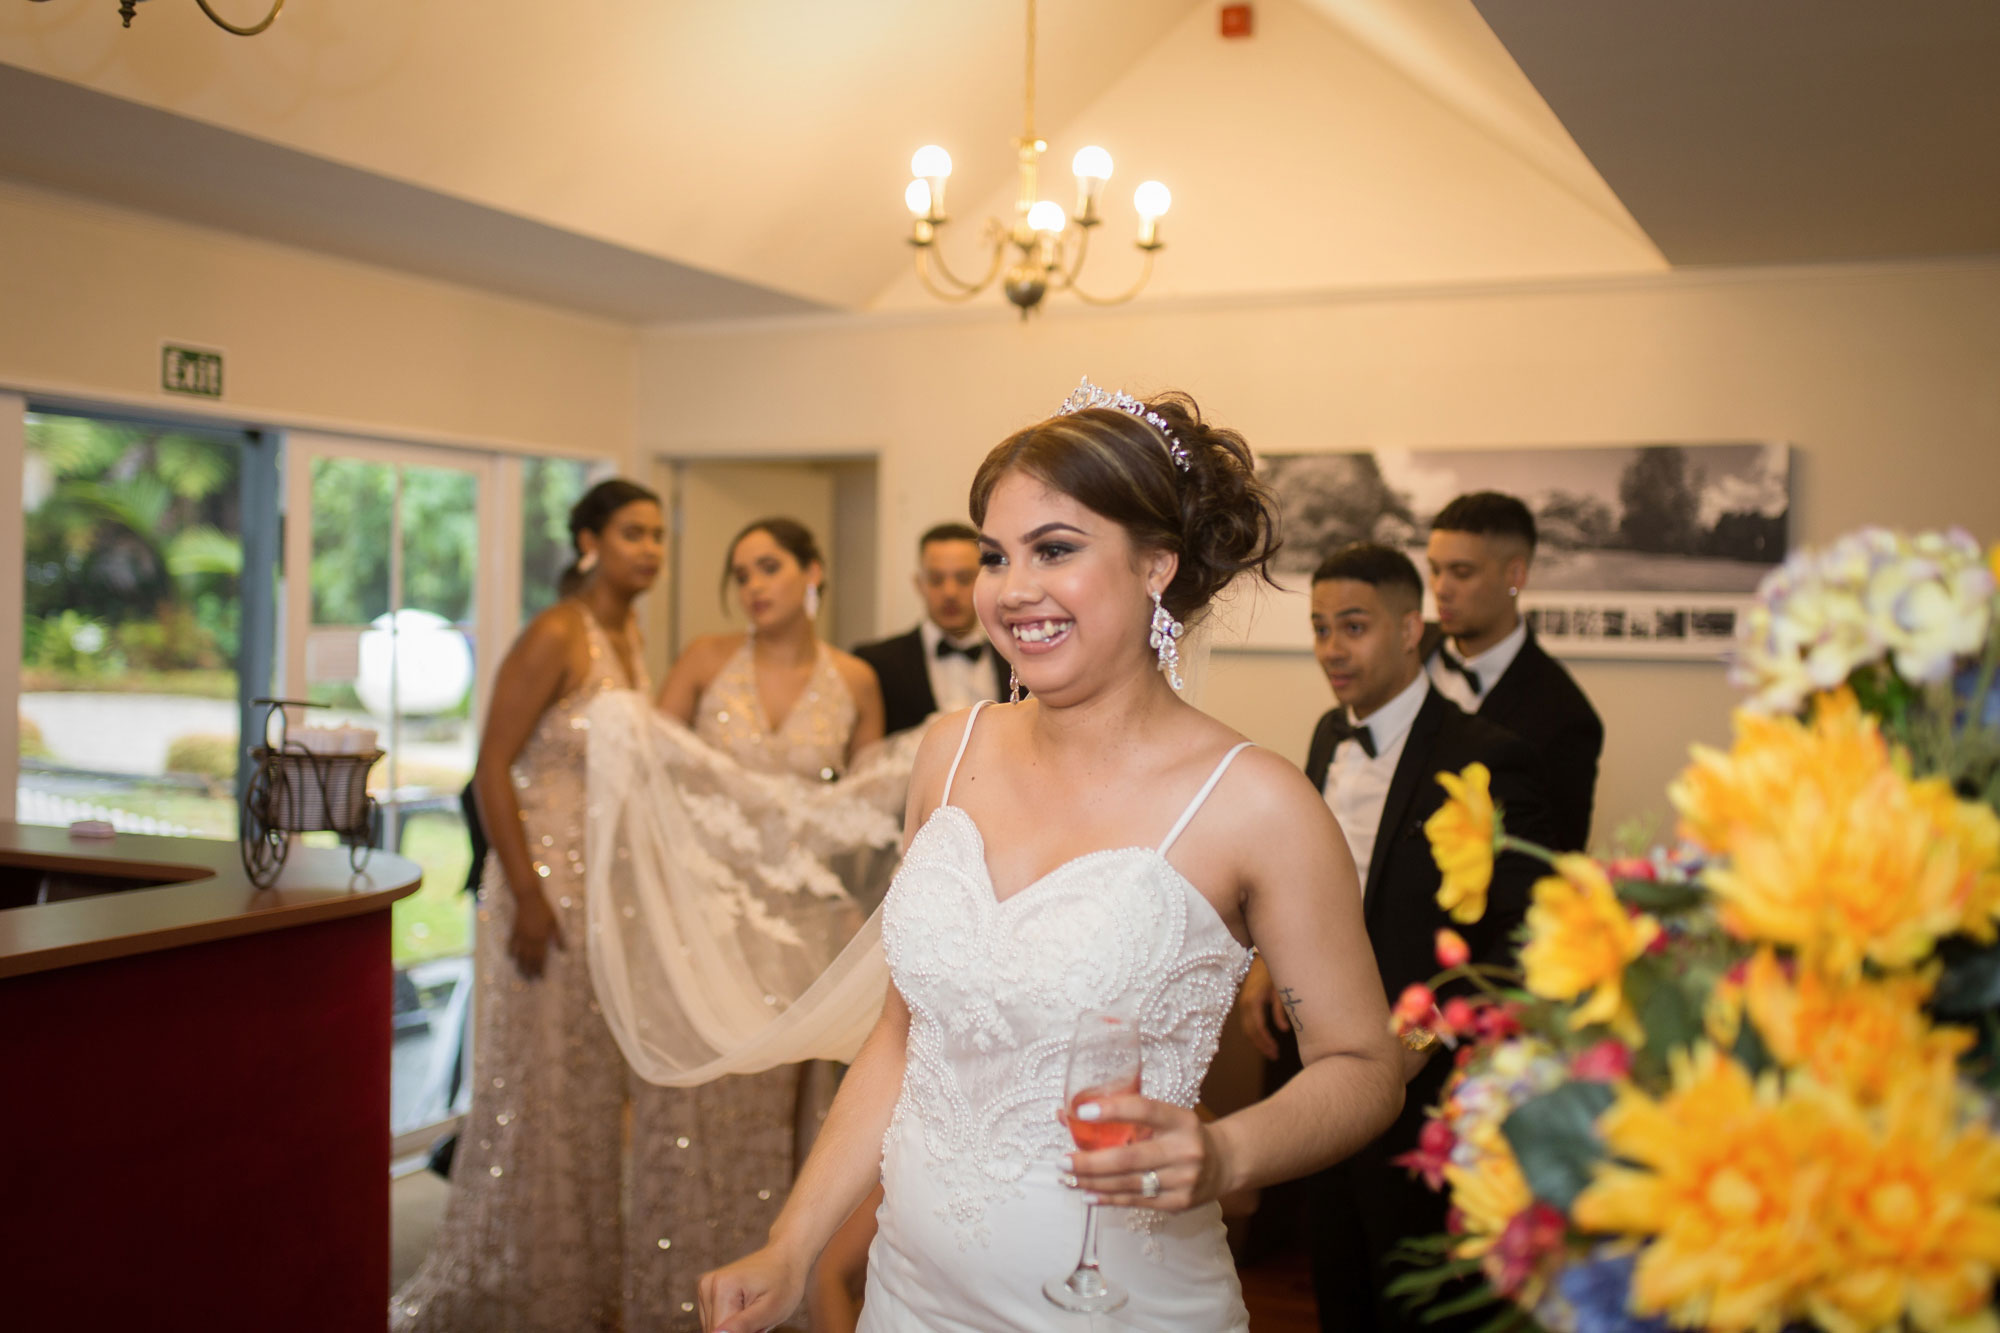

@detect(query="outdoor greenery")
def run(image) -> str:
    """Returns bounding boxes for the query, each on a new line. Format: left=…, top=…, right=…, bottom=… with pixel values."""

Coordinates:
left=308, top=458, right=477, bottom=626
left=22, top=414, right=245, bottom=684
left=520, top=457, right=595, bottom=620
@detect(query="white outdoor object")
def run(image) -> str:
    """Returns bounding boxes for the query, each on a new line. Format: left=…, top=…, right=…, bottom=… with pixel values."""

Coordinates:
left=354, top=608, right=472, bottom=717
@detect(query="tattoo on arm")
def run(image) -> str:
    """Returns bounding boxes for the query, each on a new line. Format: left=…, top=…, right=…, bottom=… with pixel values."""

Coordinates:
left=1278, top=986, right=1305, bottom=1033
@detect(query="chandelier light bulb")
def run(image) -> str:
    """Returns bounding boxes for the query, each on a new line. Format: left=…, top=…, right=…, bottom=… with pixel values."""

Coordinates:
left=1026, top=200, right=1068, bottom=234
left=1133, top=180, right=1172, bottom=220
left=904, top=179, right=932, bottom=217
left=911, top=145, right=954, bottom=180
left=1072, top=146, right=1113, bottom=182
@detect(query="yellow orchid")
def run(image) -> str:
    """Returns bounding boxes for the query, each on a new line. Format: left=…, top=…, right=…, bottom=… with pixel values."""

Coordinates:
left=1426, top=762, right=1500, bottom=925
left=1518, top=855, right=1659, bottom=1044
left=1673, top=690, right=2000, bottom=976
left=1574, top=1045, right=1834, bottom=1333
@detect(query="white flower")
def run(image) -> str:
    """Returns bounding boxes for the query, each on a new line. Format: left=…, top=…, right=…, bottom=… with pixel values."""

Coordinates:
left=1733, top=526, right=1995, bottom=710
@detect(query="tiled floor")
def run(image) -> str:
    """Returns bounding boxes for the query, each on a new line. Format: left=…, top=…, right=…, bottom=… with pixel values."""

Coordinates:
left=394, top=1169, right=1322, bottom=1329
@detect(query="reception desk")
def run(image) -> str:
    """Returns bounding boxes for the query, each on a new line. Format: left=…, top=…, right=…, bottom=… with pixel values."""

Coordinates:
left=0, top=822, right=420, bottom=1331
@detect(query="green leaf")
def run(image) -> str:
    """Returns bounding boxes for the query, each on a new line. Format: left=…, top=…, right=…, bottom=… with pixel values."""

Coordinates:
left=1623, top=954, right=1704, bottom=1071
left=1732, top=1007, right=1773, bottom=1075
left=1612, top=876, right=1704, bottom=914
left=165, top=525, right=243, bottom=579
left=1469, top=1306, right=1536, bottom=1333
left=1501, top=1081, right=1615, bottom=1210
left=1421, top=1284, right=1505, bottom=1321
left=1384, top=1257, right=1480, bottom=1297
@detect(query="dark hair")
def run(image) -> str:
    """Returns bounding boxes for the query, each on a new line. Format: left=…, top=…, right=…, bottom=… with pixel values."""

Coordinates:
left=967, top=390, right=1280, bottom=622
left=561, top=477, right=660, bottom=593
left=720, top=516, right=825, bottom=609
left=1311, top=541, right=1425, bottom=609
left=919, top=522, right=981, bottom=551
left=1430, top=491, right=1537, bottom=553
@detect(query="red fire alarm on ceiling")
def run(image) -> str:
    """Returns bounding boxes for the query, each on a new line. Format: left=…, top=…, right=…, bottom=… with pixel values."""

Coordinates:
left=1220, top=3, right=1253, bottom=38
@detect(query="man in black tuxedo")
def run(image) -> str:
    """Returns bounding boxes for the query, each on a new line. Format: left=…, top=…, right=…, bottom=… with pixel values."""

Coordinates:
left=853, top=523, right=1009, bottom=736
left=1426, top=492, right=1604, bottom=851
left=1241, top=543, right=1547, bottom=1333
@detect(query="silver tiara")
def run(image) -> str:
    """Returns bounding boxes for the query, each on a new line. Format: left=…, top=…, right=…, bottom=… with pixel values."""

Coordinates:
left=1056, top=377, right=1191, bottom=473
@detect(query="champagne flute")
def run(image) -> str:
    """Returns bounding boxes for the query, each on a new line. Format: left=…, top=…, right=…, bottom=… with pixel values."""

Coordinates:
left=1044, top=1009, right=1142, bottom=1314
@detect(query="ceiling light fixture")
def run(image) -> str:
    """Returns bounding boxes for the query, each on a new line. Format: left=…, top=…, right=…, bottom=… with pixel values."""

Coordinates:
left=903, top=0, right=1170, bottom=319
left=27, top=0, right=284, bottom=35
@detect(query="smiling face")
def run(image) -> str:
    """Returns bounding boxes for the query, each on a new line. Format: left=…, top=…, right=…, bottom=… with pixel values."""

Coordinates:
left=1310, top=576, right=1424, bottom=720
left=579, top=499, right=666, bottom=596
left=974, top=471, right=1175, bottom=706
left=730, top=527, right=820, bottom=633
left=916, top=537, right=981, bottom=638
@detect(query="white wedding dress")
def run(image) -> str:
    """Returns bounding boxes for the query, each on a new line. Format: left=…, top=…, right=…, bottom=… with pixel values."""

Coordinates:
left=861, top=702, right=1257, bottom=1331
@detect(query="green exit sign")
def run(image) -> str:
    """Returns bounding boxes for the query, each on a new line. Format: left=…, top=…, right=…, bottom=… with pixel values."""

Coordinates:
left=162, top=343, right=224, bottom=398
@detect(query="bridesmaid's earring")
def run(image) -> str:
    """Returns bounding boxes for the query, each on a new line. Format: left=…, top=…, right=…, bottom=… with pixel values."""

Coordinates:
left=1009, top=666, right=1021, bottom=705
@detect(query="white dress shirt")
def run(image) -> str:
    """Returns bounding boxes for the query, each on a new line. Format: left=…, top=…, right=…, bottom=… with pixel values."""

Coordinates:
left=1427, top=617, right=1527, bottom=713
left=1323, top=671, right=1432, bottom=894
left=920, top=619, right=999, bottom=715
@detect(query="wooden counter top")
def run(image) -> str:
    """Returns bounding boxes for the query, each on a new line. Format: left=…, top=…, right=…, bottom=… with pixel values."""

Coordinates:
left=0, top=821, right=421, bottom=980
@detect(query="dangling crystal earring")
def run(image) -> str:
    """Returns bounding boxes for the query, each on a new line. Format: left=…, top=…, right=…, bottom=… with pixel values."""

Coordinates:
left=1149, top=589, right=1185, bottom=692
left=1009, top=665, right=1021, bottom=704
left=804, top=583, right=821, bottom=619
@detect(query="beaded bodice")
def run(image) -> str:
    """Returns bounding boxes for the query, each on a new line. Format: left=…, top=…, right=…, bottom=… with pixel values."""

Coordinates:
left=513, top=607, right=646, bottom=849
left=877, top=709, right=1255, bottom=1249
left=694, top=639, right=856, bottom=780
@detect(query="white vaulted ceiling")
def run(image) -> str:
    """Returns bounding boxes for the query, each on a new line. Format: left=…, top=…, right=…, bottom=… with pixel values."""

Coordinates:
left=0, top=0, right=1993, bottom=323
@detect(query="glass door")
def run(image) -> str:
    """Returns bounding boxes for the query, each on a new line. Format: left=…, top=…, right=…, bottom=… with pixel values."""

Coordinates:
left=283, top=434, right=501, bottom=1145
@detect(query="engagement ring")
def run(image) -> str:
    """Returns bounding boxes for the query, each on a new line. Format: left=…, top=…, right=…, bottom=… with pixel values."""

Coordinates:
left=1139, top=1169, right=1161, bottom=1199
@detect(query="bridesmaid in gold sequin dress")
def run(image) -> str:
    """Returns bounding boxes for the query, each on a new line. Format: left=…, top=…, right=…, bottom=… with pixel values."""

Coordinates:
left=643, top=517, right=886, bottom=1329
left=392, top=480, right=666, bottom=1332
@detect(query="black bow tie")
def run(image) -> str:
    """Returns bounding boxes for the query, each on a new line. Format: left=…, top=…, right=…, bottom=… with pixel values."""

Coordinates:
left=935, top=638, right=984, bottom=663
left=1437, top=648, right=1481, bottom=695
left=1329, top=717, right=1377, bottom=759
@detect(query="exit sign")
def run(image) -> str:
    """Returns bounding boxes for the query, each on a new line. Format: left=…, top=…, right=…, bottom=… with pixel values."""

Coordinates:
left=162, top=343, right=224, bottom=398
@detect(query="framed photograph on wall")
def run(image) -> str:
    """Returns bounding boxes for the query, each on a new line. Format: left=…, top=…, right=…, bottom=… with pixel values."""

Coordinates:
left=1210, top=443, right=1792, bottom=660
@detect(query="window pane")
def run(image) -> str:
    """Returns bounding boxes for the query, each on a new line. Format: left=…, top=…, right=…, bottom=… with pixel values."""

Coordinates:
left=18, top=413, right=247, bottom=838
left=519, top=457, right=597, bottom=622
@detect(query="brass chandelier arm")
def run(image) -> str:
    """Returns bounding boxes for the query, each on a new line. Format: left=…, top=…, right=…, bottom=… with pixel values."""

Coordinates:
left=1062, top=246, right=1158, bottom=307
left=912, top=229, right=1008, bottom=300
left=193, top=0, right=284, bottom=34
left=1045, top=223, right=1094, bottom=292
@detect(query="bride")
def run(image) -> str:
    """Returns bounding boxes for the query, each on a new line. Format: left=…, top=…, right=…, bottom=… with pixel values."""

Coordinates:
left=698, top=385, right=1405, bottom=1331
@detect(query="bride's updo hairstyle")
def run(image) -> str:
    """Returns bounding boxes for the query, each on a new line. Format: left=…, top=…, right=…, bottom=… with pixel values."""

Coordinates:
left=968, top=389, right=1281, bottom=623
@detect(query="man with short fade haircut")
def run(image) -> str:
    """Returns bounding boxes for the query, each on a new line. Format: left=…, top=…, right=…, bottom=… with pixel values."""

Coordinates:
left=1426, top=491, right=1604, bottom=851
left=853, top=522, right=1009, bottom=737
left=1240, top=541, right=1548, bottom=1333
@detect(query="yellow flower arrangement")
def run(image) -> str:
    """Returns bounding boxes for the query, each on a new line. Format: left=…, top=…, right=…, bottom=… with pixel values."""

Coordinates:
left=1740, top=948, right=1972, bottom=1105
left=1519, top=855, right=1660, bottom=1043
left=1425, top=762, right=1499, bottom=925
left=1805, top=1064, right=2000, bottom=1333
left=1672, top=690, right=2000, bottom=976
left=1573, top=1046, right=1834, bottom=1333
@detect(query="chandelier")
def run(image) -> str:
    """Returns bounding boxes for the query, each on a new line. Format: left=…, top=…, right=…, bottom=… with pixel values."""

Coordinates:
left=27, top=0, right=284, bottom=34
left=902, top=0, right=1171, bottom=318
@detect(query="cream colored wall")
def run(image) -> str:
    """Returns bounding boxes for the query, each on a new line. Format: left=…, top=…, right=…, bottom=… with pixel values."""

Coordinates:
left=639, top=258, right=2000, bottom=844
left=0, top=181, right=639, bottom=456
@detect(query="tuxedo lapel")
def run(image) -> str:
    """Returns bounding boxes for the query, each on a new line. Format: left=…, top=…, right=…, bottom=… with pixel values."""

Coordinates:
left=1473, top=628, right=1542, bottom=720
left=1363, top=691, right=1449, bottom=918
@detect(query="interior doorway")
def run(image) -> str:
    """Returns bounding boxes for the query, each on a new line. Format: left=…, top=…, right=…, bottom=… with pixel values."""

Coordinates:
left=651, top=457, right=879, bottom=678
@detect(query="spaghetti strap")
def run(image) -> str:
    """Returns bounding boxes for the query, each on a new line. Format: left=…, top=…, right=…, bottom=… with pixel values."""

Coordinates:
left=941, top=701, right=991, bottom=806
left=1157, top=742, right=1255, bottom=856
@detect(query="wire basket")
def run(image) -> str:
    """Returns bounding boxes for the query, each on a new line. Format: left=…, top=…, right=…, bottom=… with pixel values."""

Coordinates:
left=240, top=698, right=382, bottom=888
left=252, top=745, right=383, bottom=833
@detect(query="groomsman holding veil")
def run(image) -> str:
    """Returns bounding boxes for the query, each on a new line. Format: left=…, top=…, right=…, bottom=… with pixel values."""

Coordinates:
left=1242, top=542, right=1549, bottom=1333
left=854, top=523, right=1009, bottom=736
left=1425, top=491, right=1604, bottom=851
